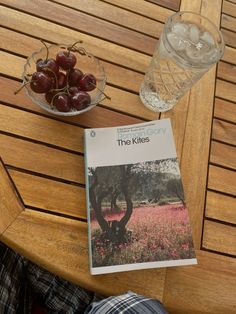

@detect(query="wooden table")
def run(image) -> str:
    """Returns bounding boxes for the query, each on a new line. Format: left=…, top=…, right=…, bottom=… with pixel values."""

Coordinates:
left=0, top=1, right=236, bottom=313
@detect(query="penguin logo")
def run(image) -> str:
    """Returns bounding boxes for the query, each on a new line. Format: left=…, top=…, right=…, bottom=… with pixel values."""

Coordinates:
left=90, top=130, right=96, bottom=137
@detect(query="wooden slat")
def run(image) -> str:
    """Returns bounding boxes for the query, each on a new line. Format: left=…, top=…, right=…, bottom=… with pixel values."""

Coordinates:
left=0, top=104, right=84, bottom=153
left=102, top=0, right=173, bottom=22
left=8, top=169, right=86, bottom=219
left=0, top=77, right=156, bottom=124
left=1, top=209, right=166, bottom=299
left=217, top=61, right=236, bottom=83
left=0, top=0, right=156, bottom=55
left=205, top=191, right=236, bottom=224
left=0, top=134, right=85, bottom=184
left=53, top=0, right=163, bottom=38
left=203, top=220, right=236, bottom=255
left=146, top=0, right=180, bottom=11
left=210, top=141, right=236, bottom=170
left=0, top=8, right=150, bottom=73
left=208, top=165, right=236, bottom=196
left=222, top=46, right=236, bottom=66
left=214, top=98, right=236, bottom=123
left=221, top=28, right=236, bottom=49
left=163, top=250, right=236, bottom=314
left=0, top=158, right=24, bottom=235
left=176, top=0, right=221, bottom=249
left=212, top=119, right=236, bottom=146
left=223, top=0, right=236, bottom=18
left=221, top=13, right=236, bottom=32
left=216, top=79, right=236, bottom=102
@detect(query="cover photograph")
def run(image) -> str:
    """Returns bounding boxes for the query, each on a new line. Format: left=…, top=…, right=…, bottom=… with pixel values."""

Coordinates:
left=84, top=119, right=197, bottom=275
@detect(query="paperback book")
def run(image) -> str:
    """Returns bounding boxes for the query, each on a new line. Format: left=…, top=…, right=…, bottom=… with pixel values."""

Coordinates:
left=84, top=119, right=197, bottom=275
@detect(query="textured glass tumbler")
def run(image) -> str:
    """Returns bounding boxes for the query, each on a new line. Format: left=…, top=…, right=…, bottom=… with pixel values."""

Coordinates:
left=139, top=11, right=225, bottom=112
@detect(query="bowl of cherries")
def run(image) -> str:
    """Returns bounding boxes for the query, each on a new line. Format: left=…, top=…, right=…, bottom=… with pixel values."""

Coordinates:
left=16, top=41, right=108, bottom=116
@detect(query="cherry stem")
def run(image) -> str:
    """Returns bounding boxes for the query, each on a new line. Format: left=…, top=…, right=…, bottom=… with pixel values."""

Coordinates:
left=14, top=80, right=31, bottom=95
left=91, top=82, right=111, bottom=101
left=40, top=39, right=49, bottom=61
left=67, top=40, right=83, bottom=56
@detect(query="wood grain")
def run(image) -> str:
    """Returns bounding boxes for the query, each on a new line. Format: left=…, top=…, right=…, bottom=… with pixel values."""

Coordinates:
left=0, top=133, right=85, bottom=184
left=54, top=0, right=163, bottom=38
left=221, top=28, right=236, bottom=48
left=1, top=209, right=166, bottom=300
left=0, top=0, right=156, bottom=55
left=223, top=0, right=236, bottom=18
left=217, top=61, right=236, bottom=83
left=0, top=77, right=157, bottom=123
left=222, top=46, right=236, bottom=66
left=1, top=50, right=142, bottom=94
left=212, top=118, right=236, bottom=145
left=146, top=0, right=180, bottom=11
left=163, top=250, right=236, bottom=314
left=8, top=169, right=87, bottom=219
left=0, top=22, right=151, bottom=75
left=210, top=140, right=236, bottom=170
left=203, top=220, right=236, bottom=255
left=0, top=103, right=84, bottom=153
left=221, top=13, right=236, bottom=32
left=0, top=158, right=24, bottom=235
left=216, top=79, right=236, bottom=102
left=214, top=97, right=236, bottom=123
left=208, top=165, right=236, bottom=196
left=205, top=191, right=236, bottom=224
left=102, top=0, right=173, bottom=22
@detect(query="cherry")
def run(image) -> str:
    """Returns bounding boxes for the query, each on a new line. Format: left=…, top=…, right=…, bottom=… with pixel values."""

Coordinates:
left=36, top=58, right=59, bottom=76
left=53, top=93, right=71, bottom=112
left=30, top=72, right=52, bottom=93
left=56, top=50, right=76, bottom=70
left=68, top=86, right=80, bottom=96
left=45, top=90, right=57, bottom=104
left=67, top=68, right=83, bottom=86
left=78, top=73, right=96, bottom=91
left=70, top=91, right=91, bottom=110
left=57, top=71, right=67, bottom=89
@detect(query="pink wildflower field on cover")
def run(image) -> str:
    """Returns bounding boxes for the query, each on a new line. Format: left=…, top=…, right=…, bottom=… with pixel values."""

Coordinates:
left=90, top=203, right=195, bottom=267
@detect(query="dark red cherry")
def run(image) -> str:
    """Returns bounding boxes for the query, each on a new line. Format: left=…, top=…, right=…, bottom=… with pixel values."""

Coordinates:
left=45, top=90, right=57, bottom=104
left=56, top=50, right=76, bottom=70
left=78, top=73, right=96, bottom=91
left=68, top=86, right=80, bottom=96
left=70, top=91, right=91, bottom=110
left=30, top=72, right=52, bottom=93
left=67, top=68, right=83, bottom=86
left=36, top=58, right=59, bottom=76
left=57, top=71, right=67, bottom=89
left=53, top=93, right=71, bottom=112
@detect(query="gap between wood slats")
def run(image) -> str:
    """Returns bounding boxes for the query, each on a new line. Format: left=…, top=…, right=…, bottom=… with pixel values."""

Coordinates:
left=202, top=219, right=236, bottom=256
left=48, top=0, right=162, bottom=39
left=208, top=165, right=236, bottom=196
left=210, top=140, right=236, bottom=170
left=223, top=0, right=236, bottom=18
left=146, top=0, right=180, bottom=12
left=0, top=1, right=156, bottom=56
left=214, top=97, right=236, bottom=124
left=205, top=190, right=236, bottom=224
left=8, top=167, right=87, bottom=220
left=217, top=61, right=236, bottom=84
left=212, top=118, right=236, bottom=146
left=100, top=0, right=174, bottom=23
left=221, top=13, right=236, bottom=32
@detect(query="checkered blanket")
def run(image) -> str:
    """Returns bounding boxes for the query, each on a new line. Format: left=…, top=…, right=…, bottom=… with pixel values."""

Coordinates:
left=0, top=242, right=168, bottom=313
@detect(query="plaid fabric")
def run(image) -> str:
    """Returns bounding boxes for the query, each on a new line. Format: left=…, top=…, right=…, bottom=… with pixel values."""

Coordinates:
left=0, top=242, right=168, bottom=313
left=86, top=292, right=169, bottom=314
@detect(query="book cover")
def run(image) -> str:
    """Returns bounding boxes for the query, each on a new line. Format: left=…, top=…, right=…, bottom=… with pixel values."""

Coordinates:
left=84, top=119, right=197, bottom=275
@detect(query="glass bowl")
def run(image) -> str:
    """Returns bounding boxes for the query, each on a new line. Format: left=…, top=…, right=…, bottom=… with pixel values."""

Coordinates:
left=22, top=43, right=107, bottom=116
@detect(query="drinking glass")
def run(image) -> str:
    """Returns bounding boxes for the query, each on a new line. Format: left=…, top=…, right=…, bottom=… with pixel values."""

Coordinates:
left=139, top=11, right=225, bottom=112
